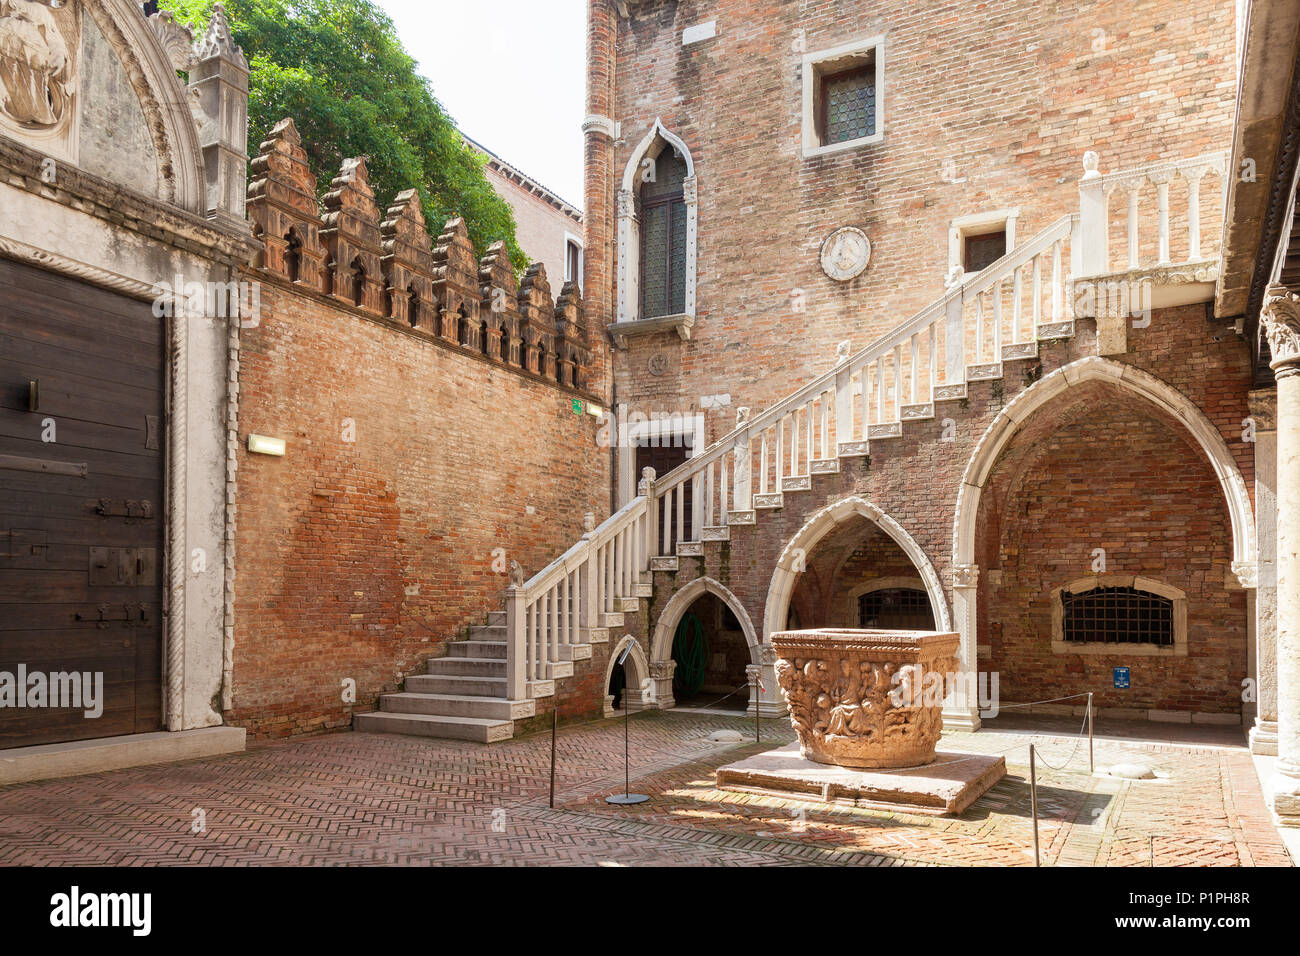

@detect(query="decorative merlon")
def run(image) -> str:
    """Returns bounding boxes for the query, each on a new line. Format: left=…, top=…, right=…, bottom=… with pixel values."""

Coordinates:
left=194, top=4, right=249, bottom=70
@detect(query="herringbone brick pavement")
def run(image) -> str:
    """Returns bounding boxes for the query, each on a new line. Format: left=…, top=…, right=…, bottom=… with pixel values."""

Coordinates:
left=0, top=711, right=1290, bottom=866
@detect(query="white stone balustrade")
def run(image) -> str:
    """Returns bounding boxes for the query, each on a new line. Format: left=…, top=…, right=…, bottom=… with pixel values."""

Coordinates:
left=505, top=491, right=654, bottom=700
left=1077, top=149, right=1228, bottom=279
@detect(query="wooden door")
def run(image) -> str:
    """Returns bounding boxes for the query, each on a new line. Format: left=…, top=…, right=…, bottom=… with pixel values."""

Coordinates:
left=0, top=258, right=165, bottom=747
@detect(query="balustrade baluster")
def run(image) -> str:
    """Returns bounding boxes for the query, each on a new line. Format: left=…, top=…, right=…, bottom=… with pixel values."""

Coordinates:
left=876, top=356, right=885, bottom=423
left=1127, top=185, right=1141, bottom=270
left=928, top=323, right=937, bottom=400
left=1032, top=255, right=1042, bottom=337
left=1051, top=240, right=1063, bottom=322
left=1187, top=172, right=1202, bottom=259
left=860, top=367, right=869, bottom=435
left=910, top=333, right=919, bottom=405
left=1013, top=264, right=1023, bottom=343
left=993, top=279, right=1003, bottom=358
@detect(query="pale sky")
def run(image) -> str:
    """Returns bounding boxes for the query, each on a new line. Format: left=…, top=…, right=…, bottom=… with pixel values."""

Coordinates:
left=375, top=0, right=588, bottom=211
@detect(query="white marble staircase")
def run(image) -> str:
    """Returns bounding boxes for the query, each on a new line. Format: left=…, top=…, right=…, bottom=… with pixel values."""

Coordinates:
left=355, top=150, right=1224, bottom=744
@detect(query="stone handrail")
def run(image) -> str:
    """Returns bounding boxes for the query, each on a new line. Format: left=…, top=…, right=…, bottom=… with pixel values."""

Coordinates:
left=1077, top=150, right=1228, bottom=277
left=504, top=493, right=653, bottom=698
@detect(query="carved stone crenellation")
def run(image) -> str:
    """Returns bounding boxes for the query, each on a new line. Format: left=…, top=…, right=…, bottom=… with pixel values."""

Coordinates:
left=320, top=157, right=385, bottom=315
left=380, top=189, right=437, bottom=331
left=244, top=116, right=593, bottom=391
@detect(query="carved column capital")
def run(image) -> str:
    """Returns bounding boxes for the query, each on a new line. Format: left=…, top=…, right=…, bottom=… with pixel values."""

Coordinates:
left=1262, top=284, right=1300, bottom=373
left=616, top=189, right=636, bottom=220
left=581, top=114, right=620, bottom=140
left=951, top=564, right=980, bottom=589
left=1232, top=561, right=1259, bottom=590
left=649, top=660, right=676, bottom=679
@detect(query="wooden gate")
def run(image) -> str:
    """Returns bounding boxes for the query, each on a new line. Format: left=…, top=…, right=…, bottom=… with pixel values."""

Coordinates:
left=0, top=258, right=165, bottom=747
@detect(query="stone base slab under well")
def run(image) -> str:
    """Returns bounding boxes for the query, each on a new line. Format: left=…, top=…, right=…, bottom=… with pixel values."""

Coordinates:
left=716, top=742, right=1006, bottom=815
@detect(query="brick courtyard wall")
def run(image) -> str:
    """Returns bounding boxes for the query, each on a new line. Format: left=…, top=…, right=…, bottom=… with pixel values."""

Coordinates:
left=599, top=0, right=1237, bottom=445
left=229, top=119, right=609, bottom=738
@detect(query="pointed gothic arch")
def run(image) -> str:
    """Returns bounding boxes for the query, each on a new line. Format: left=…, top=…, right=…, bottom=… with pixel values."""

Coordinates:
left=761, top=496, right=952, bottom=642
left=616, top=119, right=698, bottom=324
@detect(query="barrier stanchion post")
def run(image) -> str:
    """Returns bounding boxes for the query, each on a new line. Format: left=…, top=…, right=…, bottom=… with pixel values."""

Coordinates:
left=606, top=642, right=649, bottom=805
left=746, top=665, right=764, bottom=744
left=1030, top=743, right=1040, bottom=867
left=1087, top=692, right=1094, bottom=774
left=549, top=708, right=557, bottom=809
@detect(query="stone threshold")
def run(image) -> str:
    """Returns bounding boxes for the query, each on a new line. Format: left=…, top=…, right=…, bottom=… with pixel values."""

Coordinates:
left=0, top=727, right=247, bottom=786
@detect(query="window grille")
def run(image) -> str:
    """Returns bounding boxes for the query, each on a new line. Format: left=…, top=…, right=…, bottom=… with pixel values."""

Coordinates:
left=1061, top=586, right=1174, bottom=646
left=822, top=64, right=876, bottom=145
left=640, top=150, right=688, bottom=318
left=858, top=588, right=935, bottom=630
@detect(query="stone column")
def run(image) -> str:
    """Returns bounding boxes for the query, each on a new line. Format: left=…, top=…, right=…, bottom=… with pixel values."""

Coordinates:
left=1261, top=286, right=1300, bottom=824
left=581, top=0, right=617, bottom=402
left=747, top=644, right=787, bottom=718
left=1250, top=388, right=1279, bottom=755
left=943, top=564, right=982, bottom=731
left=647, top=659, right=675, bottom=711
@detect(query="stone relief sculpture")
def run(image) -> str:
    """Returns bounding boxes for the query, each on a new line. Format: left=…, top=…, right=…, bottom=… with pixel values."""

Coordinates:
left=772, top=629, right=958, bottom=768
left=819, top=226, right=871, bottom=282
left=0, top=0, right=76, bottom=130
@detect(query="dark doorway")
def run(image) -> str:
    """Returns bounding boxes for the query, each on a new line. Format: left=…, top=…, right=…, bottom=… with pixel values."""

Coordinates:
left=671, top=594, right=749, bottom=712
left=636, top=438, right=693, bottom=546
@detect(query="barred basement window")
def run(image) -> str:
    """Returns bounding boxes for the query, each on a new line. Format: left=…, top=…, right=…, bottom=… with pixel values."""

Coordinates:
left=858, top=588, right=935, bottom=630
left=1061, top=586, right=1173, bottom=646
left=639, top=149, right=688, bottom=319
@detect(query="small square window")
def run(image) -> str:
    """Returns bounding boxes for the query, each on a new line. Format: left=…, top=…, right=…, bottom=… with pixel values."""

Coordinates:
left=963, top=231, right=1006, bottom=274
left=802, top=37, right=884, bottom=158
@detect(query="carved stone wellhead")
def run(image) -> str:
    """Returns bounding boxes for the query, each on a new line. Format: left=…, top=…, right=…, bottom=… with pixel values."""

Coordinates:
left=771, top=629, right=959, bottom=769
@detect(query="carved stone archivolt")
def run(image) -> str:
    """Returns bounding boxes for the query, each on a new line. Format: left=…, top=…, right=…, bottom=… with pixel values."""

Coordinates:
left=772, top=629, right=959, bottom=769
left=0, top=0, right=79, bottom=132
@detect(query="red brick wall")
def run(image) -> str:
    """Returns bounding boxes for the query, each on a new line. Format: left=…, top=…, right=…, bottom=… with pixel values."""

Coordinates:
left=792, top=519, right=925, bottom=629
left=599, top=0, right=1236, bottom=443
left=975, top=381, right=1247, bottom=715
left=230, top=277, right=610, bottom=738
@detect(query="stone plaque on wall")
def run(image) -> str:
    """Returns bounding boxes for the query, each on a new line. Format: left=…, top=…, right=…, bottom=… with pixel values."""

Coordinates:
left=0, top=0, right=82, bottom=162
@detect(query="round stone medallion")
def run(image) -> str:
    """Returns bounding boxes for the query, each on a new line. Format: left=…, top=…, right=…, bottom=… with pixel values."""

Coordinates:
left=648, top=352, right=669, bottom=376
left=820, top=227, right=872, bottom=282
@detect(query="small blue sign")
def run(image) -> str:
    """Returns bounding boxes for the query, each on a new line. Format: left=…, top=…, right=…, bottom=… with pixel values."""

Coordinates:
left=1113, top=667, right=1130, bottom=690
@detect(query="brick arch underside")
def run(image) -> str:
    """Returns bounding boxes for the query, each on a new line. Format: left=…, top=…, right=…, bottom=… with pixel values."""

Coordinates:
left=974, top=379, right=1247, bottom=715
left=789, top=514, right=935, bottom=631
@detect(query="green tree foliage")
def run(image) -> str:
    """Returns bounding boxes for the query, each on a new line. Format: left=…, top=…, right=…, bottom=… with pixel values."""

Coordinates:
left=161, top=0, right=525, bottom=267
